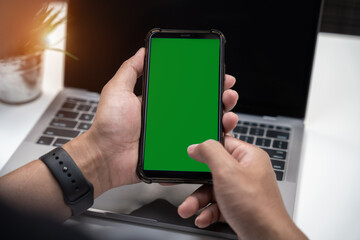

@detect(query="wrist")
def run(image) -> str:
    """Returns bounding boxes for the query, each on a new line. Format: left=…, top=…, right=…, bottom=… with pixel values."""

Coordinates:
left=234, top=207, right=307, bottom=240
left=263, top=214, right=307, bottom=240
left=62, top=131, right=111, bottom=198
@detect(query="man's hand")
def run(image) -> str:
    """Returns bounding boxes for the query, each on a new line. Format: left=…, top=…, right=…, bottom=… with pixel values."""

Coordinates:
left=0, top=48, right=238, bottom=220
left=178, top=137, right=307, bottom=240
left=64, top=48, right=239, bottom=197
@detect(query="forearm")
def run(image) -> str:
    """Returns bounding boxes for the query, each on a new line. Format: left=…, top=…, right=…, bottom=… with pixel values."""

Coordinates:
left=0, top=159, right=71, bottom=220
left=0, top=131, right=109, bottom=221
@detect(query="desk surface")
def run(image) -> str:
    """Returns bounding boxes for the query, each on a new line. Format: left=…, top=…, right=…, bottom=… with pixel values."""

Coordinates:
left=1, top=32, right=360, bottom=239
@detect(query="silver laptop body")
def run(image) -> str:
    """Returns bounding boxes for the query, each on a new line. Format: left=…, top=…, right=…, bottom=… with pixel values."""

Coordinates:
left=0, top=88, right=304, bottom=240
left=0, top=0, right=323, bottom=239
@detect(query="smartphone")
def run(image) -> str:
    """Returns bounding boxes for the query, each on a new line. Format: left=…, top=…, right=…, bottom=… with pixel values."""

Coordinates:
left=137, top=28, right=226, bottom=183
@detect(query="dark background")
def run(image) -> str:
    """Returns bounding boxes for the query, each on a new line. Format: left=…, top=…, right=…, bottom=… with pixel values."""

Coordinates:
left=65, top=0, right=321, bottom=119
left=64, top=0, right=359, bottom=120
left=321, top=0, right=360, bottom=36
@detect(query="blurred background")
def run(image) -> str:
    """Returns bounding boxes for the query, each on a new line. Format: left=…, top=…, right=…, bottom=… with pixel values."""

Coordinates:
left=0, top=0, right=359, bottom=59
left=321, top=0, right=360, bottom=36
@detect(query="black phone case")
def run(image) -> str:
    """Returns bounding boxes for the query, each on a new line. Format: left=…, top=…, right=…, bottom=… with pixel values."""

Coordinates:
left=137, top=28, right=226, bottom=184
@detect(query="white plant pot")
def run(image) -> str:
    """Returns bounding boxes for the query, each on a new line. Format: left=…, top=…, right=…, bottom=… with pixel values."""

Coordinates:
left=0, top=52, right=44, bottom=104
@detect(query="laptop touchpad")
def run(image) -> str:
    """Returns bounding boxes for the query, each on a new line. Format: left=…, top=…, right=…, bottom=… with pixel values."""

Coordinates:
left=92, top=183, right=199, bottom=214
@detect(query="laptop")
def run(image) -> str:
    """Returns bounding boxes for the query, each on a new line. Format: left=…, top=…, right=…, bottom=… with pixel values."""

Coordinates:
left=0, top=0, right=323, bottom=239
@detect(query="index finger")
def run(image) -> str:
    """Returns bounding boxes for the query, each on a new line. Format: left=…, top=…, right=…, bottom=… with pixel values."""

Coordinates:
left=224, top=74, right=236, bottom=90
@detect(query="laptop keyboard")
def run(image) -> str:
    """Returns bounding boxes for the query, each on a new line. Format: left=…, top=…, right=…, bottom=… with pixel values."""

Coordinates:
left=37, top=98, right=288, bottom=181
left=36, top=97, right=98, bottom=147
left=232, top=120, right=291, bottom=181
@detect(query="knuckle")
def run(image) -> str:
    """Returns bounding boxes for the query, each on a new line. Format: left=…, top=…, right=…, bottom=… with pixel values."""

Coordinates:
left=196, top=143, right=207, bottom=153
left=258, top=147, right=271, bottom=160
left=121, top=58, right=136, bottom=73
left=215, top=168, right=228, bottom=178
left=122, top=58, right=131, bottom=67
left=198, top=140, right=222, bottom=155
left=198, top=140, right=214, bottom=151
left=203, top=139, right=219, bottom=147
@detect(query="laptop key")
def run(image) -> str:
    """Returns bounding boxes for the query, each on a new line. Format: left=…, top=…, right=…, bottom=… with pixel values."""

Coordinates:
left=67, top=97, right=87, bottom=102
left=273, top=140, right=288, bottom=150
left=79, top=113, right=94, bottom=121
left=255, top=138, right=271, bottom=147
left=50, top=119, right=77, bottom=128
left=271, top=159, right=285, bottom=170
left=77, top=122, right=92, bottom=130
left=259, top=124, right=275, bottom=129
left=61, top=102, right=76, bottom=109
left=77, top=104, right=91, bottom=111
left=243, top=121, right=250, bottom=126
left=261, top=148, right=287, bottom=160
left=44, top=127, right=79, bottom=138
left=53, top=138, right=70, bottom=147
left=274, top=170, right=284, bottom=181
left=239, top=135, right=254, bottom=144
left=37, top=136, right=54, bottom=145
left=233, top=126, right=248, bottom=134
left=56, top=110, right=78, bottom=119
left=92, top=106, right=97, bottom=113
left=249, top=128, right=264, bottom=136
left=276, top=126, right=291, bottom=131
left=266, top=130, right=289, bottom=140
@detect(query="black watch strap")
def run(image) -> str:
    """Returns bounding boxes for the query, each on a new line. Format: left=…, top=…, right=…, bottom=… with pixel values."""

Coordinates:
left=40, top=147, right=94, bottom=216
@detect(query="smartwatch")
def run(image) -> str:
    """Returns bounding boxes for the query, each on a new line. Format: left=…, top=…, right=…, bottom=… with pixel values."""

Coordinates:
left=40, top=147, right=94, bottom=216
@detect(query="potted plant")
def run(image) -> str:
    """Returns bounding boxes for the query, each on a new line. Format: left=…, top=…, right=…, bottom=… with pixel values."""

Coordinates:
left=0, top=4, right=75, bottom=104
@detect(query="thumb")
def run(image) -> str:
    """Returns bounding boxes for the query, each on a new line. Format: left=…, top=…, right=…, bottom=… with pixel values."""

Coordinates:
left=187, top=139, right=236, bottom=174
left=112, top=47, right=145, bottom=92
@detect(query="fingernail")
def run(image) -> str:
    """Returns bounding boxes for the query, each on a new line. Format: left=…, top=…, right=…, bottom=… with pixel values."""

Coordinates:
left=195, top=217, right=202, bottom=228
left=187, top=144, right=198, bottom=153
left=195, top=217, right=199, bottom=227
left=187, top=144, right=198, bottom=158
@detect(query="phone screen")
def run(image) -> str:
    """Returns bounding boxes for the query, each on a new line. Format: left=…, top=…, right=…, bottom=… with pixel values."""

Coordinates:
left=140, top=30, right=224, bottom=181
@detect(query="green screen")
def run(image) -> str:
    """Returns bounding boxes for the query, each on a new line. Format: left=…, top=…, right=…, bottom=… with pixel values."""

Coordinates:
left=144, top=37, right=220, bottom=172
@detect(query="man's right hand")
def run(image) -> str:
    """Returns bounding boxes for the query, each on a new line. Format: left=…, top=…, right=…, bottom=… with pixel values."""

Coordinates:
left=178, top=136, right=307, bottom=240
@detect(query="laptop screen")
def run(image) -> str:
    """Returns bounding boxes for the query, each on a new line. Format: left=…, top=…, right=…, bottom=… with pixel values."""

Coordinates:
left=65, top=0, right=322, bottom=119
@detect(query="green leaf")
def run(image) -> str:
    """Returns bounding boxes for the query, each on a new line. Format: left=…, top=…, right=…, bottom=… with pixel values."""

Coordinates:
left=46, top=47, right=79, bottom=61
